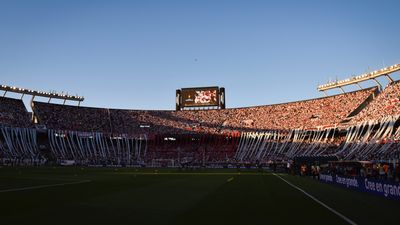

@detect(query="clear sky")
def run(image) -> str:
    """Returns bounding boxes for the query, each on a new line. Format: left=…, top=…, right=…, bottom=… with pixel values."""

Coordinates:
left=1, top=0, right=399, bottom=110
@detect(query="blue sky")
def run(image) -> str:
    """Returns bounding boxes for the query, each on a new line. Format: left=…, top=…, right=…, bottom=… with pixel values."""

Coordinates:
left=1, top=0, right=399, bottom=110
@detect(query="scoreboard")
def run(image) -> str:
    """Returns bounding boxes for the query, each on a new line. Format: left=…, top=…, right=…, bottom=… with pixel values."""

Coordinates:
left=176, top=86, right=225, bottom=110
left=181, top=87, right=219, bottom=107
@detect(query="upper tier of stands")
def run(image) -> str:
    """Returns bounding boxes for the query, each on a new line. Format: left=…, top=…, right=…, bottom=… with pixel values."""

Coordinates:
left=351, top=81, right=400, bottom=123
left=32, top=87, right=377, bottom=135
left=0, top=97, right=31, bottom=128
left=32, top=101, right=111, bottom=132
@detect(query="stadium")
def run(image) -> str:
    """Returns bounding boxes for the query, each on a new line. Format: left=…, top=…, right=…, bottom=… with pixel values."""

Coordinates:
left=1, top=63, right=400, bottom=225
left=1, top=1, right=400, bottom=225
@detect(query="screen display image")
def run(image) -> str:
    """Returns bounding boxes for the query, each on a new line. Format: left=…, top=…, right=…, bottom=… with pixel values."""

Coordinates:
left=181, top=88, right=219, bottom=107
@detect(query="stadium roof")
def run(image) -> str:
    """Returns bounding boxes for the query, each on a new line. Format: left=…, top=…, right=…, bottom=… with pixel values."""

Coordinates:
left=318, top=63, right=400, bottom=92
left=0, top=84, right=84, bottom=103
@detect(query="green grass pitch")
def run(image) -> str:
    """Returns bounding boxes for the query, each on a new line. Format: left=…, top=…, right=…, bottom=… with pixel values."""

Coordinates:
left=0, top=167, right=399, bottom=225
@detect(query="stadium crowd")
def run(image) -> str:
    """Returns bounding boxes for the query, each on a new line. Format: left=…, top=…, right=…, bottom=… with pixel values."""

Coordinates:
left=352, top=81, right=400, bottom=123
left=0, top=97, right=31, bottom=128
left=1, top=83, right=399, bottom=169
left=146, top=137, right=238, bottom=167
left=32, top=102, right=111, bottom=132
left=32, top=87, right=376, bottom=135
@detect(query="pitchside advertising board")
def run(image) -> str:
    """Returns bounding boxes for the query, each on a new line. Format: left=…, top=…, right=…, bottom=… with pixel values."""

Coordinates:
left=319, top=174, right=400, bottom=201
left=176, top=86, right=225, bottom=110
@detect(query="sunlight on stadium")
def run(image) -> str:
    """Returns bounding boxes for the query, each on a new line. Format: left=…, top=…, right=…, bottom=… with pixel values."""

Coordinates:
left=1, top=1, right=400, bottom=225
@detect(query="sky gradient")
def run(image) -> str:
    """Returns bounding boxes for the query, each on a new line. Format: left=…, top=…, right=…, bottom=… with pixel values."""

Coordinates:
left=1, top=0, right=399, bottom=110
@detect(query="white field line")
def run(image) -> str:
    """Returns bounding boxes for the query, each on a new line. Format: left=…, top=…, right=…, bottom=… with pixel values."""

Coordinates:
left=273, top=173, right=357, bottom=225
left=0, top=180, right=91, bottom=193
left=0, top=176, right=87, bottom=182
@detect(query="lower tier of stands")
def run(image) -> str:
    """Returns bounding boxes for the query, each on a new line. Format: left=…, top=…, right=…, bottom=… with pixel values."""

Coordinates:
left=1, top=115, right=399, bottom=167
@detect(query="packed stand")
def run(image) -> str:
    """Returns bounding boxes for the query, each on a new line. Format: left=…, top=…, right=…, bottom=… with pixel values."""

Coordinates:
left=0, top=97, right=31, bottom=127
left=33, top=87, right=376, bottom=136
left=351, top=81, right=400, bottom=124
left=33, top=101, right=111, bottom=132
left=146, top=134, right=239, bottom=167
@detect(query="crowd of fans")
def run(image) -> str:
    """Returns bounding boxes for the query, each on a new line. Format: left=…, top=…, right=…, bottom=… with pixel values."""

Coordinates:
left=32, top=101, right=111, bottom=132
left=0, top=97, right=31, bottom=128
left=32, top=87, right=376, bottom=136
left=146, top=136, right=238, bottom=167
left=1, top=83, right=399, bottom=168
left=351, top=81, right=400, bottom=123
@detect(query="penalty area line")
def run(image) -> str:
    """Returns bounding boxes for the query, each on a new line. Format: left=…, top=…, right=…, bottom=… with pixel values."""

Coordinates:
left=0, top=180, right=92, bottom=193
left=272, top=173, right=357, bottom=225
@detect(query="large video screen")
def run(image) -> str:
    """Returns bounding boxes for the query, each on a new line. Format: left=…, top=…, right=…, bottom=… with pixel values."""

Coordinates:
left=181, top=87, right=219, bottom=107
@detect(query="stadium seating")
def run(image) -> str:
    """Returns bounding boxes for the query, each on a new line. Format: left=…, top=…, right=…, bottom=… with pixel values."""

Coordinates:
left=0, top=97, right=31, bottom=127
left=33, top=101, right=111, bottom=132
left=351, top=81, right=400, bottom=123
left=32, top=87, right=377, bottom=135
left=2, top=83, right=400, bottom=167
